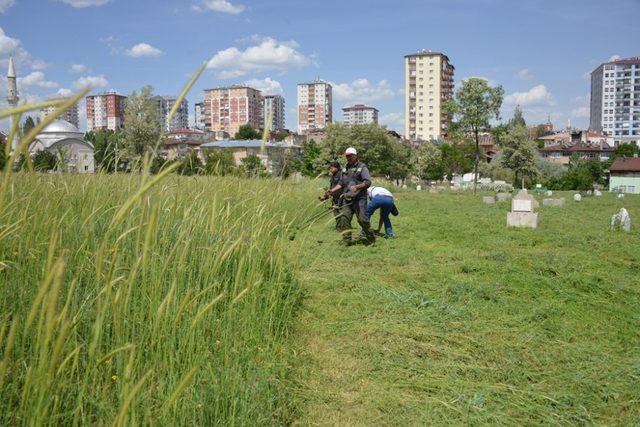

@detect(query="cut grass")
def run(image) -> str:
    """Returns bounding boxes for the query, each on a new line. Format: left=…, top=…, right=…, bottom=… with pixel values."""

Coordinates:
left=289, top=189, right=640, bottom=425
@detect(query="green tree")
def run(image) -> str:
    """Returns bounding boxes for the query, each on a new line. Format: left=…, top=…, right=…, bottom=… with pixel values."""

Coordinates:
left=86, top=129, right=123, bottom=172
left=203, top=149, right=236, bottom=176
left=478, top=153, right=515, bottom=183
left=176, top=151, right=204, bottom=176
left=32, top=150, right=57, bottom=172
left=299, top=139, right=322, bottom=176
left=444, top=78, right=504, bottom=193
left=275, top=130, right=288, bottom=142
left=271, top=147, right=301, bottom=178
left=123, top=85, right=160, bottom=168
left=508, top=105, right=526, bottom=128
left=241, top=154, right=264, bottom=178
left=22, top=116, right=36, bottom=136
left=0, top=137, right=6, bottom=171
left=411, top=142, right=443, bottom=181
left=500, top=124, right=539, bottom=188
left=606, top=143, right=640, bottom=168
left=439, top=141, right=474, bottom=178
left=233, top=124, right=261, bottom=140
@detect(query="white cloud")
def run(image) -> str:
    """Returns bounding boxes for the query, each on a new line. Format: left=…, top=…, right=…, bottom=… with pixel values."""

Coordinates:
left=244, top=77, right=282, bottom=95
left=331, top=79, right=395, bottom=104
left=570, top=106, right=589, bottom=119
left=194, top=0, right=245, bottom=14
left=516, top=69, right=534, bottom=80
left=207, top=37, right=311, bottom=78
left=19, top=71, right=58, bottom=89
left=0, top=0, right=15, bottom=13
left=56, top=88, right=73, bottom=97
left=608, top=54, right=621, bottom=62
left=380, top=112, right=404, bottom=133
left=69, top=63, right=88, bottom=73
left=0, top=26, right=21, bottom=57
left=125, top=43, right=163, bottom=58
left=460, top=76, right=498, bottom=87
left=504, top=84, right=555, bottom=106
left=31, top=59, right=50, bottom=70
left=73, top=75, right=108, bottom=89
left=58, top=0, right=111, bottom=7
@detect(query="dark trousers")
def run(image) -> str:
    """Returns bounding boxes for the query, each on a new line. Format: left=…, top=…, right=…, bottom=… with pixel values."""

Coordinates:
left=337, top=197, right=374, bottom=243
left=365, top=195, right=395, bottom=238
left=331, top=198, right=341, bottom=230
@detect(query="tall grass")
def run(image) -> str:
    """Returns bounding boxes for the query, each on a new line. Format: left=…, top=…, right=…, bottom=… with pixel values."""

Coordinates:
left=0, top=171, right=322, bottom=425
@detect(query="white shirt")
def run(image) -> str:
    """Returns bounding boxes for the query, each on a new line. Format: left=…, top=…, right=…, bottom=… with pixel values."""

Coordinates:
left=367, top=186, right=393, bottom=199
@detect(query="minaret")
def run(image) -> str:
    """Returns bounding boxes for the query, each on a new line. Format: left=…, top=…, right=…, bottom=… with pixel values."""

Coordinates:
left=6, top=56, right=19, bottom=151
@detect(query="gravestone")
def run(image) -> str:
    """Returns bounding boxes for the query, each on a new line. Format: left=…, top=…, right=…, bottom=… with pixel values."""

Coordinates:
left=618, top=193, right=625, bottom=199
left=546, top=190, right=553, bottom=197
left=402, top=184, right=408, bottom=189
left=512, top=189, right=539, bottom=209
left=507, top=191, right=539, bottom=228
left=586, top=190, right=593, bottom=196
left=429, top=188, right=439, bottom=194
left=542, top=198, right=553, bottom=206
left=594, top=190, right=602, bottom=196
left=543, top=198, right=566, bottom=207
left=573, top=194, right=582, bottom=202
left=611, top=208, right=631, bottom=232
left=483, top=196, right=495, bottom=204
left=416, top=185, right=422, bottom=191
left=496, top=193, right=511, bottom=202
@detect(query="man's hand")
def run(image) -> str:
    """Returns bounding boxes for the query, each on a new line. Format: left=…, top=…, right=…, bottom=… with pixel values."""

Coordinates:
left=349, top=185, right=358, bottom=193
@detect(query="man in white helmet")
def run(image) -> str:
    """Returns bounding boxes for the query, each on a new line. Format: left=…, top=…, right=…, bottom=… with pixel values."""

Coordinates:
left=325, top=147, right=375, bottom=245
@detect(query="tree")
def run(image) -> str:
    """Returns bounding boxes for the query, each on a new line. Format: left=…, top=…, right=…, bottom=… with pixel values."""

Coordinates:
left=122, top=85, right=160, bottom=168
left=411, top=142, right=443, bottom=181
left=500, top=124, right=539, bottom=188
left=299, top=139, right=322, bottom=176
left=203, top=149, right=236, bottom=176
left=478, top=153, right=515, bottom=183
left=274, top=130, right=288, bottom=142
left=32, top=150, right=57, bottom=172
left=241, top=154, right=264, bottom=177
left=86, top=129, right=123, bottom=172
left=271, top=147, right=301, bottom=178
left=22, top=116, right=36, bottom=136
left=176, top=151, right=204, bottom=176
left=444, top=78, right=504, bottom=193
left=0, top=138, right=6, bottom=171
left=606, top=143, right=640, bottom=167
left=439, top=141, right=474, bottom=178
left=508, top=105, right=526, bottom=128
left=233, top=124, right=261, bottom=140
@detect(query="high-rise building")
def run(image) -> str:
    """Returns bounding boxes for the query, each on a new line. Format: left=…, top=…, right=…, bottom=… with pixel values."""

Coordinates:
left=342, top=104, right=379, bottom=126
left=404, top=50, right=455, bottom=141
left=203, top=86, right=263, bottom=136
left=6, top=56, right=19, bottom=151
left=152, top=96, right=189, bottom=132
left=297, top=80, right=332, bottom=133
left=194, top=102, right=205, bottom=130
left=589, top=56, right=640, bottom=146
left=86, top=91, right=127, bottom=132
left=263, top=94, right=285, bottom=131
left=40, top=102, right=80, bottom=129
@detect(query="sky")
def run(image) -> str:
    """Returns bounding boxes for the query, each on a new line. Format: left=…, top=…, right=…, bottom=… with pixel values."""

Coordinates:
left=0, top=0, right=639, bottom=134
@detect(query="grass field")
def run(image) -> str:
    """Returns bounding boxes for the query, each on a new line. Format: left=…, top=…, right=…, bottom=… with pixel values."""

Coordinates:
left=1, top=172, right=639, bottom=425
left=289, top=187, right=640, bottom=425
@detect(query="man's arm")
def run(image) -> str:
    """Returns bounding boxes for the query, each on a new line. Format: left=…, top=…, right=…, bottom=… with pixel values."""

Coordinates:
left=349, top=165, right=372, bottom=192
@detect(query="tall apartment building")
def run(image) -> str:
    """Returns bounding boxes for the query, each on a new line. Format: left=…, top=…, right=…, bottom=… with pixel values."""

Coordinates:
left=194, top=102, right=205, bottom=130
left=404, top=50, right=455, bottom=141
left=297, top=80, right=332, bottom=133
left=152, top=96, right=189, bottom=132
left=590, top=57, right=640, bottom=146
left=342, top=104, right=379, bottom=125
left=263, top=94, right=285, bottom=131
left=40, top=102, right=80, bottom=129
left=203, top=86, right=263, bottom=136
left=86, top=91, right=127, bottom=132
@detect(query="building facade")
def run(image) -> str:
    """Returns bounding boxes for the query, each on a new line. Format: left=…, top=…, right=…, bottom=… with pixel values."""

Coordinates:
left=86, top=91, right=127, bottom=132
left=609, top=157, right=640, bottom=194
left=342, top=104, right=379, bottom=125
left=40, top=102, right=80, bottom=129
left=590, top=57, right=640, bottom=146
left=297, top=80, right=332, bottom=133
left=30, top=120, right=94, bottom=173
left=6, top=56, right=19, bottom=151
left=404, top=50, right=455, bottom=142
left=200, top=139, right=301, bottom=173
left=152, top=96, right=189, bottom=132
left=194, top=102, right=205, bottom=130
left=203, top=86, right=263, bottom=136
left=263, top=95, right=285, bottom=131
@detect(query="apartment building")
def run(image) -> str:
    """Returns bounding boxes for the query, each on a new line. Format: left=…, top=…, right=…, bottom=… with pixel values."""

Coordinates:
left=297, top=80, right=332, bottom=133
left=263, top=94, right=285, bottom=131
left=40, top=102, right=80, bottom=129
left=203, top=86, right=263, bottom=136
left=404, top=50, right=455, bottom=141
left=152, top=96, right=189, bottom=132
left=194, top=102, right=205, bottom=130
left=590, top=57, right=640, bottom=146
left=342, top=104, right=378, bottom=125
left=86, top=91, right=127, bottom=131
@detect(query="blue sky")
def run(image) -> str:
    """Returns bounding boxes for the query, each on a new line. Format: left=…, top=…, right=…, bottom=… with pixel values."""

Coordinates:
left=1, top=0, right=638, bottom=133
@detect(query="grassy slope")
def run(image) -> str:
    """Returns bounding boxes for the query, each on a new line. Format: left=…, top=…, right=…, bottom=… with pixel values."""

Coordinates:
left=290, top=189, right=640, bottom=425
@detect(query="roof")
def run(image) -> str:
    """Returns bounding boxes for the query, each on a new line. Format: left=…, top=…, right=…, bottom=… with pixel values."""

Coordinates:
left=608, top=56, right=640, bottom=65
left=203, top=85, right=261, bottom=92
left=342, top=104, right=378, bottom=112
left=200, top=139, right=301, bottom=149
left=163, top=139, right=202, bottom=146
left=167, top=129, right=204, bottom=135
left=7, top=55, right=16, bottom=78
left=609, top=157, right=640, bottom=172
left=41, top=120, right=81, bottom=134
left=539, top=142, right=614, bottom=152
left=405, top=50, right=445, bottom=58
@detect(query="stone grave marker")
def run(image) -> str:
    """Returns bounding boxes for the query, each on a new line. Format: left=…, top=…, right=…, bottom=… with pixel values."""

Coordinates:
left=507, top=191, right=539, bottom=228
left=546, top=190, right=553, bottom=197
left=496, top=193, right=511, bottom=202
left=618, top=193, right=625, bottom=199
left=611, top=208, right=631, bottom=232
left=483, top=196, right=495, bottom=204
left=574, top=194, right=582, bottom=202
left=594, top=190, right=602, bottom=196
left=416, top=185, right=422, bottom=191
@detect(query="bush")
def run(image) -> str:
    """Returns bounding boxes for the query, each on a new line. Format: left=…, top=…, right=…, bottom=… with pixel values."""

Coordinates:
left=32, top=150, right=57, bottom=172
left=204, top=149, right=237, bottom=176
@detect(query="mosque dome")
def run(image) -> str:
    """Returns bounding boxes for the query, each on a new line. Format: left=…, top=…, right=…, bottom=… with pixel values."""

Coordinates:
left=41, top=120, right=81, bottom=134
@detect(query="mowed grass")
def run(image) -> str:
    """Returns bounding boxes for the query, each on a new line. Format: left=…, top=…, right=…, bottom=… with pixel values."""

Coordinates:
left=289, top=188, right=640, bottom=425
left=0, top=172, right=320, bottom=425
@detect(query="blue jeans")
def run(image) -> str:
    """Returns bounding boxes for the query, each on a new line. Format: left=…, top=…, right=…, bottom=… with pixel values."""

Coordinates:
left=365, top=195, right=395, bottom=238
